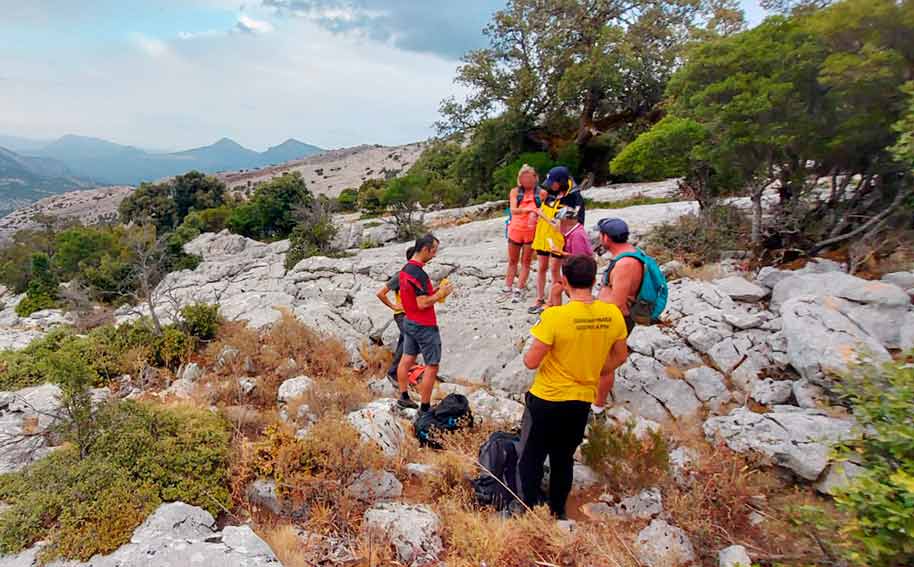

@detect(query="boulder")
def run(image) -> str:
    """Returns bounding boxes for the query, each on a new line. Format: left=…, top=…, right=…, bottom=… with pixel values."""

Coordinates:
left=178, top=362, right=203, bottom=383
left=704, top=406, right=855, bottom=480
left=0, top=329, right=44, bottom=352
left=164, top=378, right=194, bottom=399
left=572, top=463, right=601, bottom=491
left=627, top=326, right=676, bottom=357
left=0, top=384, right=62, bottom=474
left=277, top=375, right=314, bottom=404
left=719, top=545, right=752, bottom=567
left=367, top=377, right=398, bottom=398
left=815, top=461, right=865, bottom=496
left=751, top=378, right=793, bottom=406
left=362, top=503, right=442, bottom=567
left=347, top=470, right=403, bottom=502
left=613, top=354, right=702, bottom=422
left=246, top=479, right=282, bottom=515
left=467, top=389, right=525, bottom=425
left=635, top=519, right=696, bottom=567
left=488, top=352, right=533, bottom=395
left=722, top=311, right=764, bottom=330
left=771, top=271, right=909, bottom=312
left=792, top=379, right=826, bottom=409
left=347, top=399, right=407, bottom=457
left=604, top=406, right=661, bottom=441
left=0, top=502, right=282, bottom=567
left=405, top=463, right=438, bottom=479
left=713, top=277, right=769, bottom=302
left=584, top=487, right=663, bottom=521
left=781, top=296, right=891, bottom=384
left=664, top=279, right=737, bottom=322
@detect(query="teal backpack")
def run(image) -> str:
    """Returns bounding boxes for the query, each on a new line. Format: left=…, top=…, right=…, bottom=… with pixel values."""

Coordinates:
left=504, top=187, right=543, bottom=238
left=602, top=248, right=668, bottom=324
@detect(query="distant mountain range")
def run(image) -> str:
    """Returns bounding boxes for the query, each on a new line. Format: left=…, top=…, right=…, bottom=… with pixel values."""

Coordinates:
left=0, top=146, right=94, bottom=217
left=1, top=134, right=324, bottom=186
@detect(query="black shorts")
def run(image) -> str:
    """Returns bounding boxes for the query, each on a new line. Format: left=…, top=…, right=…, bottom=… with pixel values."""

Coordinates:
left=402, top=320, right=442, bottom=366
left=624, top=315, right=635, bottom=334
left=536, top=250, right=563, bottom=259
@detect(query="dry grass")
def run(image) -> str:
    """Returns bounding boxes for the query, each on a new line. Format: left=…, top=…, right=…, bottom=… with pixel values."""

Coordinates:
left=298, top=373, right=372, bottom=421
left=358, top=342, right=392, bottom=378
left=259, top=524, right=309, bottom=567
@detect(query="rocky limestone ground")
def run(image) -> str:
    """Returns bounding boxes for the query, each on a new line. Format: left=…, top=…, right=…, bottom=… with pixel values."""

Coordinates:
left=0, top=186, right=133, bottom=245
left=0, top=179, right=912, bottom=566
left=218, top=142, right=427, bottom=198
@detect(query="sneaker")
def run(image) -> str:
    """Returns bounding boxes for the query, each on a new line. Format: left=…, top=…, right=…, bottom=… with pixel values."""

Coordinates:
left=511, top=288, right=524, bottom=303
left=397, top=396, right=418, bottom=409
left=527, top=299, right=545, bottom=315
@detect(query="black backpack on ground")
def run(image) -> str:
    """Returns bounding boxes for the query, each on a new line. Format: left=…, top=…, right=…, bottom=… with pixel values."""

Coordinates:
left=471, top=431, right=536, bottom=514
left=413, top=393, right=473, bottom=449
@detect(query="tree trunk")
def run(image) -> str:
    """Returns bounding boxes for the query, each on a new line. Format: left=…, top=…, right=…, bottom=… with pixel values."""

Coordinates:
left=750, top=189, right=764, bottom=247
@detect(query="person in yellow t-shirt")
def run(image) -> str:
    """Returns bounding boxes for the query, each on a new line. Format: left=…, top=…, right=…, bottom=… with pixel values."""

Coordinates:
left=519, top=255, right=629, bottom=519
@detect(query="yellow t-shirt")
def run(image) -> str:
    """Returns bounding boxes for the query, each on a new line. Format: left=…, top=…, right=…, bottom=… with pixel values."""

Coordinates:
left=531, top=198, right=564, bottom=253
left=529, top=300, right=628, bottom=403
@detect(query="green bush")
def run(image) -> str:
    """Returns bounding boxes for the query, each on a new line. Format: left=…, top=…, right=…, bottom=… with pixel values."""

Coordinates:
left=179, top=303, right=222, bottom=341
left=644, top=205, right=750, bottom=265
left=227, top=173, right=312, bottom=240
left=610, top=116, right=708, bottom=181
left=337, top=188, right=359, bottom=212
left=582, top=418, right=669, bottom=493
left=285, top=204, right=342, bottom=270
left=0, top=401, right=230, bottom=562
left=0, top=327, right=78, bottom=390
left=16, top=253, right=59, bottom=317
left=825, top=357, right=914, bottom=566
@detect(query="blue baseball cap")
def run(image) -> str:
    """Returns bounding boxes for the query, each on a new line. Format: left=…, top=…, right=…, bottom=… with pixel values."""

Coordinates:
left=597, top=217, right=629, bottom=238
left=543, top=166, right=571, bottom=190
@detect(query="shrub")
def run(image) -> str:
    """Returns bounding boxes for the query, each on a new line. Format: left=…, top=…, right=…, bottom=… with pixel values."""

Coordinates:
left=821, top=357, right=914, bottom=566
left=581, top=418, right=669, bottom=493
left=285, top=204, right=341, bottom=270
left=337, top=188, right=359, bottom=212
left=0, top=401, right=230, bottom=562
left=179, top=303, right=222, bottom=341
left=0, top=327, right=79, bottom=390
left=644, top=204, right=750, bottom=265
left=228, top=173, right=312, bottom=240
left=610, top=116, right=708, bottom=181
left=16, top=253, right=59, bottom=316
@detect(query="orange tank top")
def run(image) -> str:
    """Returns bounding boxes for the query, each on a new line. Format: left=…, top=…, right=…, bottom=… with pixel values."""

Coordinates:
left=509, top=187, right=539, bottom=232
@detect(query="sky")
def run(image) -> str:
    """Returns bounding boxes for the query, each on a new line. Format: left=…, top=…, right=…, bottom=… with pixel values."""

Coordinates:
left=0, top=0, right=770, bottom=151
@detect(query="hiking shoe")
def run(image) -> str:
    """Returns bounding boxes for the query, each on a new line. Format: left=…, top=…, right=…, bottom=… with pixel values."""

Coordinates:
left=397, top=396, right=418, bottom=410
left=527, top=299, right=545, bottom=314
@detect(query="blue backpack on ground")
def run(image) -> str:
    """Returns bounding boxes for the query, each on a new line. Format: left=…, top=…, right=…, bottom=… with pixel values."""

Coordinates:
left=504, top=186, right=543, bottom=238
left=602, top=248, right=668, bottom=324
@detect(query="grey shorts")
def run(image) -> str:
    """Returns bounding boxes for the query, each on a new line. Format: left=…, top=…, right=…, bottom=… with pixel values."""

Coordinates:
left=402, top=320, right=442, bottom=366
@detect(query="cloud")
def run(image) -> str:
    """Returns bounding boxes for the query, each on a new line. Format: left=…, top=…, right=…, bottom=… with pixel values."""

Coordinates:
left=262, top=0, right=501, bottom=59
left=130, top=33, right=170, bottom=57
left=235, top=14, right=275, bottom=34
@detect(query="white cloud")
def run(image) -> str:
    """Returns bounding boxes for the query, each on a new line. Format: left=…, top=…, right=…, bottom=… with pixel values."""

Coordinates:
left=130, top=33, right=170, bottom=57
left=236, top=14, right=274, bottom=33
left=0, top=17, right=465, bottom=151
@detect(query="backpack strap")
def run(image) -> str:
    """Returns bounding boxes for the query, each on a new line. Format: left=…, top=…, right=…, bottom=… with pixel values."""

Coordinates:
left=602, top=250, right=645, bottom=286
left=516, top=186, right=525, bottom=207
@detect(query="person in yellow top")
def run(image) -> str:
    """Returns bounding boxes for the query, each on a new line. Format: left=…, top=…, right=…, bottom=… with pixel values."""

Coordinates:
left=519, top=254, right=629, bottom=519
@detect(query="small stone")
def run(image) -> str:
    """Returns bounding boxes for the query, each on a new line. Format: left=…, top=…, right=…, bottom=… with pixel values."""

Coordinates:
left=661, top=260, right=685, bottom=278
left=635, top=519, right=696, bottom=567
left=572, top=463, right=601, bottom=491
left=815, top=461, right=865, bottom=496
left=751, top=378, right=793, bottom=405
left=178, top=362, right=204, bottom=383
left=368, top=377, right=398, bottom=397
left=348, top=470, right=403, bottom=502
left=588, top=487, right=662, bottom=520
left=216, top=346, right=240, bottom=369
left=719, top=544, right=752, bottom=567
left=277, top=375, right=314, bottom=404
left=165, top=378, right=194, bottom=399
left=238, top=377, right=257, bottom=396
left=405, top=463, right=438, bottom=478
left=362, top=503, right=442, bottom=566
left=722, top=311, right=764, bottom=330
left=793, top=379, right=825, bottom=409
left=713, top=276, right=769, bottom=302
left=246, top=479, right=282, bottom=515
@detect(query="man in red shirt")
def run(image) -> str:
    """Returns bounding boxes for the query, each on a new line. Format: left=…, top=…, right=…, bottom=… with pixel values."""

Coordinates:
left=397, top=234, right=453, bottom=411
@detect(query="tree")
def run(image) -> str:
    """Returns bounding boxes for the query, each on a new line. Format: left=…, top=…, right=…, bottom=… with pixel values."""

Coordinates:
left=119, top=171, right=225, bottom=232
left=227, top=173, right=312, bottom=240
left=285, top=200, right=341, bottom=270
left=382, top=174, right=432, bottom=241
left=609, top=116, right=708, bottom=182
left=438, top=0, right=744, bottom=154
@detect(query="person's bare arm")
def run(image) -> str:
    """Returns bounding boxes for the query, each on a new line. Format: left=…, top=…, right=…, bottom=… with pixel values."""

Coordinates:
left=509, top=187, right=525, bottom=215
left=595, top=339, right=628, bottom=406
left=524, top=338, right=552, bottom=369
left=601, top=259, right=642, bottom=310
left=415, top=282, right=454, bottom=309
left=375, top=285, right=398, bottom=311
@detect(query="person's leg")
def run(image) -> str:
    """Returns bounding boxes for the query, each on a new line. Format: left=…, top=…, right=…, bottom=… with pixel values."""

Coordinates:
left=505, top=240, right=521, bottom=290
left=415, top=324, right=442, bottom=408
left=387, top=313, right=405, bottom=379
left=418, top=364, right=438, bottom=405
left=546, top=401, right=590, bottom=518
left=532, top=253, right=548, bottom=307
left=518, top=392, right=550, bottom=509
left=547, top=281, right=563, bottom=308
left=397, top=322, right=420, bottom=406
left=518, top=243, right=534, bottom=289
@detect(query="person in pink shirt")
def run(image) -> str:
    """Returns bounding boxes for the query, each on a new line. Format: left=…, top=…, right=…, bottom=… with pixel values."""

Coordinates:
left=547, top=207, right=594, bottom=307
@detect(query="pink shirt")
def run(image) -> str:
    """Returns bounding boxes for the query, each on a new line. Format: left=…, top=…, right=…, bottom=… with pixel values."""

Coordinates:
left=563, top=224, right=593, bottom=257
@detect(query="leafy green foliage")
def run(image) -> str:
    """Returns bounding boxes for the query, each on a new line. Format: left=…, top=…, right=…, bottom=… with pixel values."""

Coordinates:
left=645, top=205, right=750, bottom=265
left=826, top=357, right=914, bottom=566
left=119, top=171, right=226, bottom=232
left=491, top=152, right=555, bottom=195
left=15, top=253, right=58, bottom=316
left=0, top=401, right=230, bottom=562
left=285, top=206, right=342, bottom=269
left=582, top=417, right=669, bottom=492
left=227, top=173, right=312, bottom=240
left=610, top=117, right=708, bottom=181
left=178, top=303, right=222, bottom=341
left=336, top=188, right=359, bottom=211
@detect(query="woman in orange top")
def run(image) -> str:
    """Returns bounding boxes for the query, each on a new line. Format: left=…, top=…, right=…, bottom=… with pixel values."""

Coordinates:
left=504, top=165, right=545, bottom=303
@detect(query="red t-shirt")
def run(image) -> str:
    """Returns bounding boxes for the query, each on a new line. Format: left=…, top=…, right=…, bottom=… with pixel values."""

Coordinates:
left=399, top=259, right=438, bottom=327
